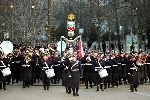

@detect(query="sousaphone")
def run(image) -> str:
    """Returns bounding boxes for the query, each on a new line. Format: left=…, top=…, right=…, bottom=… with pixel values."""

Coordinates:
left=0, top=41, right=13, bottom=55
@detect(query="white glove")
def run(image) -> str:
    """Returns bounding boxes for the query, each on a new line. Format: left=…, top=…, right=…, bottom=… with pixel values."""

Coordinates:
left=69, top=75, right=72, bottom=78
left=95, top=69, right=98, bottom=71
left=66, top=66, right=68, bottom=69
left=128, top=73, right=131, bottom=75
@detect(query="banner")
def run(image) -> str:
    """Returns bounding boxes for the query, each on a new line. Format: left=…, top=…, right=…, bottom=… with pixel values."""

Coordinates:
left=78, top=40, right=83, bottom=58
left=125, top=35, right=138, bottom=53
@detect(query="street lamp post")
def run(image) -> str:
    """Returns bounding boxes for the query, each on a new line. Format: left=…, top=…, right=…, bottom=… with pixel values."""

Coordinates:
left=31, top=4, right=36, bottom=48
left=9, top=4, right=13, bottom=42
left=47, top=0, right=51, bottom=46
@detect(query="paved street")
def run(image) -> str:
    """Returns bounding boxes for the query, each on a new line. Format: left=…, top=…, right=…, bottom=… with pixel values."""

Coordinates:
left=0, top=81, right=150, bottom=100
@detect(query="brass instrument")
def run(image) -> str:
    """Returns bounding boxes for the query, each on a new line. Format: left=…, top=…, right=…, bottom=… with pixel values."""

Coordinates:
left=136, top=60, right=142, bottom=66
left=22, top=53, right=31, bottom=67
left=86, top=56, right=91, bottom=62
left=35, top=58, right=39, bottom=66
left=136, top=53, right=146, bottom=66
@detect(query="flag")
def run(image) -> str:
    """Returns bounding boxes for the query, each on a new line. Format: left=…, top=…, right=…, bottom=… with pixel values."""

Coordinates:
left=78, top=40, right=83, bottom=58
left=60, top=40, right=63, bottom=58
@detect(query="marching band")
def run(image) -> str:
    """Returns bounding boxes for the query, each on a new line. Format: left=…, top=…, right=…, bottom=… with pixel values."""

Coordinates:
left=0, top=45, right=150, bottom=97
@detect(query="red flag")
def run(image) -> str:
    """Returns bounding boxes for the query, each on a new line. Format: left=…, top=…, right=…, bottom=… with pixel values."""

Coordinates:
left=78, top=40, right=83, bottom=58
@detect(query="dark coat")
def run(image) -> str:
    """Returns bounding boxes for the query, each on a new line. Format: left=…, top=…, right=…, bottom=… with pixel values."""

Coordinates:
left=52, top=57, right=61, bottom=79
left=68, top=61, right=82, bottom=88
left=21, top=57, right=32, bottom=82
left=111, top=56, right=120, bottom=81
left=105, top=59, right=112, bottom=82
left=93, top=59, right=105, bottom=84
left=34, top=56, right=42, bottom=79
left=61, top=57, right=70, bottom=86
left=127, top=60, right=140, bottom=84
left=41, top=60, right=52, bottom=83
left=83, top=60, right=93, bottom=82
left=0, top=58, right=9, bottom=82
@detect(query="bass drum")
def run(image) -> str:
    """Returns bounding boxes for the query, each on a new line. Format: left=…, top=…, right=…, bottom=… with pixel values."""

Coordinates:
left=98, top=69, right=108, bottom=78
left=1, top=67, right=11, bottom=77
left=45, top=68, right=55, bottom=78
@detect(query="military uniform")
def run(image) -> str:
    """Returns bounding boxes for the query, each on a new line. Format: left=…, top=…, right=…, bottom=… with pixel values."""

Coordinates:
left=41, top=59, right=52, bottom=90
left=83, top=56, right=93, bottom=89
left=68, top=57, right=83, bottom=96
left=22, top=54, right=32, bottom=88
left=13, top=53, right=23, bottom=83
left=104, top=55, right=112, bottom=89
left=146, top=54, right=150, bottom=82
left=111, top=55, right=119, bottom=87
left=61, top=56, right=71, bottom=93
left=52, top=55, right=61, bottom=84
left=127, top=57, right=140, bottom=92
left=93, top=56, right=105, bottom=91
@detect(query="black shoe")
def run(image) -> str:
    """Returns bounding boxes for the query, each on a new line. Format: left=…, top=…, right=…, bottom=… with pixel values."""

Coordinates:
left=68, top=91, right=71, bottom=94
left=44, top=88, right=46, bottom=90
left=73, top=93, right=76, bottom=96
left=22, top=86, right=26, bottom=88
left=110, top=85, right=114, bottom=88
left=76, top=93, right=79, bottom=96
left=101, top=88, right=104, bottom=91
left=135, top=88, right=137, bottom=92
left=119, top=81, right=122, bottom=85
left=6, top=82, right=10, bottom=85
left=3, top=87, right=6, bottom=90
left=96, top=89, right=99, bottom=91
left=89, top=85, right=93, bottom=88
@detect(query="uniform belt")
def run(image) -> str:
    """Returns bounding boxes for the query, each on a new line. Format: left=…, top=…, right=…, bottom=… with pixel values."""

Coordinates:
left=112, top=65, right=118, bottom=67
left=53, top=64, right=60, bottom=66
left=118, top=63, right=121, bottom=65
left=16, top=61, right=20, bottom=63
left=130, top=67, right=138, bottom=69
left=71, top=69, right=79, bottom=72
left=104, top=66, right=111, bottom=68
left=81, top=64, right=84, bottom=66
left=84, top=63, right=92, bottom=65
left=0, top=66, right=6, bottom=68
left=95, top=67, right=103, bottom=69
left=22, top=65, right=30, bottom=67
left=145, top=63, right=150, bottom=64
left=43, top=67, right=49, bottom=69
left=122, top=64, right=126, bottom=65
